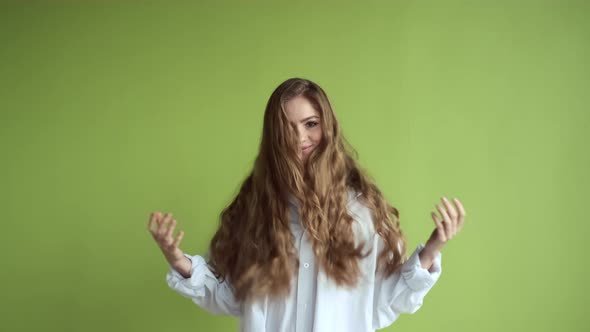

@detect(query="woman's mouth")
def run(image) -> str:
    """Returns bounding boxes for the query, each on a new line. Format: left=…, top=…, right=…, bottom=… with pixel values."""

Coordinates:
left=302, top=145, right=313, bottom=153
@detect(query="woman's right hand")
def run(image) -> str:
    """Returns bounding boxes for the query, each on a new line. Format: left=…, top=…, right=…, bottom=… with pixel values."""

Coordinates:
left=148, top=211, right=185, bottom=266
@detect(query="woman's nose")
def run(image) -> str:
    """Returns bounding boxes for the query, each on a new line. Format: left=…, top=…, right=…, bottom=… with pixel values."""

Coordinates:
left=299, top=133, right=308, bottom=143
left=296, top=127, right=306, bottom=141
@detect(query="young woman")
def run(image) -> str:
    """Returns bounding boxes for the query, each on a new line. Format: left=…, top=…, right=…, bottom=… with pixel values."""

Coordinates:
left=148, top=77, right=467, bottom=332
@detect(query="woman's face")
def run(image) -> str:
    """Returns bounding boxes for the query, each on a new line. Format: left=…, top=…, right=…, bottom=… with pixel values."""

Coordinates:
left=284, top=96, right=323, bottom=163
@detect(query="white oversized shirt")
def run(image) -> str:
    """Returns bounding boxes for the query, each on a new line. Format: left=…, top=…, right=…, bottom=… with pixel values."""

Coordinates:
left=166, top=191, right=442, bottom=332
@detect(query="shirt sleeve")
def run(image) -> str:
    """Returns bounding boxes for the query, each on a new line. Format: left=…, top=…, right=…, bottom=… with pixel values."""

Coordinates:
left=166, top=253, right=243, bottom=316
left=372, top=241, right=442, bottom=330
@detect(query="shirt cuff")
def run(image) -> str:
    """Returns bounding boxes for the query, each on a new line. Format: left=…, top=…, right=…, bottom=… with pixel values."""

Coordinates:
left=400, top=243, right=442, bottom=292
left=166, top=253, right=209, bottom=296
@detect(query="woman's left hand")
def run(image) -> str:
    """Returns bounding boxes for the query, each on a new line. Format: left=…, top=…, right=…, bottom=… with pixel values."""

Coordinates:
left=429, top=197, right=466, bottom=247
left=419, top=197, right=466, bottom=269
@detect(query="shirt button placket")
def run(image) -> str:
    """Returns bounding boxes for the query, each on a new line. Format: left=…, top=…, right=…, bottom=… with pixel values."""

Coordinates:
left=295, top=230, right=313, bottom=332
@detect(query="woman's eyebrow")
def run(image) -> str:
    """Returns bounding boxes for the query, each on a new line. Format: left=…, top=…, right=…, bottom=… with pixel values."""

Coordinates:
left=300, top=115, right=319, bottom=123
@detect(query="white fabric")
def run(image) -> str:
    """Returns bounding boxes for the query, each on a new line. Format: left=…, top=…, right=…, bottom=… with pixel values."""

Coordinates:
left=166, top=191, right=442, bottom=332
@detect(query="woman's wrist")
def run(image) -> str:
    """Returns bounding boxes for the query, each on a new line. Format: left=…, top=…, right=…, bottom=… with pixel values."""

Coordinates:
left=161, top=246, right=182, bottom=262
left=419, top=240, right=443, bottom=270
left=170, top=255, right=192, bottom=278
left=424, top=238, right=444, bottom=253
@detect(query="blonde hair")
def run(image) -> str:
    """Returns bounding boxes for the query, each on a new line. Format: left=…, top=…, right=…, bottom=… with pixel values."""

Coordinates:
left=207, top=78, right=407, bottom=301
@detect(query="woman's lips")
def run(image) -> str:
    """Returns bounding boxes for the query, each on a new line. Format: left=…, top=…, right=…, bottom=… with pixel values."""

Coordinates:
left=302, top=145, right=313, bottom=152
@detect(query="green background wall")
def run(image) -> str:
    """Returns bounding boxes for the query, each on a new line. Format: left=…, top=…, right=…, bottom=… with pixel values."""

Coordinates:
left=1, top=1, right=588, bottom=331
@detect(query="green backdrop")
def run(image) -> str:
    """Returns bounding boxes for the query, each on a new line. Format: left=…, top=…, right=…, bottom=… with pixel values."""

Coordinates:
left=1, top=1, right=588, bottom=331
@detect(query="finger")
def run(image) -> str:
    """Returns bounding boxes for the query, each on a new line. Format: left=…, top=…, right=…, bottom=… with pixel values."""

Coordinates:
left=148, top=212, right=159, bottom=233
left=436, top=204, right=453, bottom=240
left=154, top=211, right=163, bottom=227
left=158, top=213, right=173, bottom=235
left=441, top=197, right=458, bottom=235
left=453, top=198, right=467, bottom=231
left=148, top=211, right=162, bottom=235
left=432, top=212, right=447, bottom=242
left=172, top=230, right=184, bottom=248
left=441, top=197, right=458, bottom=219
left=165, top=219, right=177, bottom=240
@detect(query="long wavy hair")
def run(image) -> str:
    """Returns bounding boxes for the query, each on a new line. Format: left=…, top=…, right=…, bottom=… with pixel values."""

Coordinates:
left=207, top=77, right=407, bottom=301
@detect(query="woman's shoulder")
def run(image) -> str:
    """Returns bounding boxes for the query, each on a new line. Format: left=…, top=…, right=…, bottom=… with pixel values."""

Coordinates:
left=346, top=189, right=367, bottom=214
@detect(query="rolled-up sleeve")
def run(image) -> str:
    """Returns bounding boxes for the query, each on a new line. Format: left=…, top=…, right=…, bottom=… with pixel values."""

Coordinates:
left=372, top=243, right=442, bottom=329
left=166, top=253, right=242, bottom=316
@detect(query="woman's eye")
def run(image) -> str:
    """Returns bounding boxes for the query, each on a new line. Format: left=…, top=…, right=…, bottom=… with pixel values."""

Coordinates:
left=306, top=121, right=319, bottom=128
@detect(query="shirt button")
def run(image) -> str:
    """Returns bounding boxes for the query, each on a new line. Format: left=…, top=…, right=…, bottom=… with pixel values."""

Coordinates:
left=303, top=263, right=310, bottom=268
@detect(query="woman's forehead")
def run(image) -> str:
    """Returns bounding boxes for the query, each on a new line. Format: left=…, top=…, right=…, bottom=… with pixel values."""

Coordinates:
left=284, top=96, right=320, bottom=122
